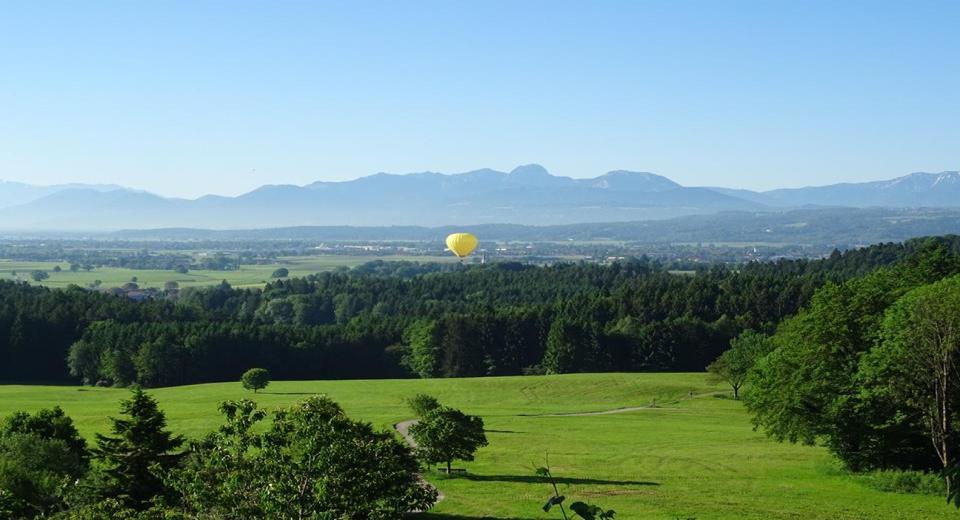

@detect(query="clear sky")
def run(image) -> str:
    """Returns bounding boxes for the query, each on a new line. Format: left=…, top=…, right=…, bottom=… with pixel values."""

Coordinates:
left=1, top=1, right=957, bottom=198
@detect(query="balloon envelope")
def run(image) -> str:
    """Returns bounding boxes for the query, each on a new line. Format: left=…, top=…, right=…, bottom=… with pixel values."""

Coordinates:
left=445, top=233, right=478, bottom=258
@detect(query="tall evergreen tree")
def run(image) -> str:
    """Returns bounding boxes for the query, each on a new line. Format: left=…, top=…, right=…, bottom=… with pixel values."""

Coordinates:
left=93, top=388, right=184, bottom=510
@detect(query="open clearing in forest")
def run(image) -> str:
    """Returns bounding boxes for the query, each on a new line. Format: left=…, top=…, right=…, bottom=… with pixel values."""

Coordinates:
left=0, top=373, right=948, bottom=519
left=0, top=255, right=455, bottom=289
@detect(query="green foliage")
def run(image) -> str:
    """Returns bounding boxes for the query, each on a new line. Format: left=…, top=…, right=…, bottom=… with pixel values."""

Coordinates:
left=30, top=270, right=49, bottom=282
left=0, top=407, right=88, bottom=518
left=240, top=368, right=270, bottom=393
left=1, top=407, right=87, bottom=462
left=859, top=275, right=960, bottom=488
left=403, top=319, right=442, bottom=378
left=407, top=393, right=441, bottom=418
left=745, top=242, right=960, bottom=510
left=744, top=262, right=940, bottom=469
left=171, top=396, right=436, bottom=518
left=410, top=406, right=488, bottom=473
left=270, top=267, right=289, bottom=278
left=706, top=330, right=772, bottom=399
left=67, top=340, right=101, bottom=385
left=949, top=462, right=960, bottom=509
left=92, top=388, right=184, bottom=510
left=166, top=400, right=268, bottom=518
left=48, top=498, right=184, bottom=519
left=543, top=316, right=599, bottom=374
left=855, top=469, right=945, bottom=496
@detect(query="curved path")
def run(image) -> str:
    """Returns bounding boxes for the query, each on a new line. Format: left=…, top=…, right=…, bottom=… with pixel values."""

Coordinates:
left=394, top=419, right=446, bottom=506
left=521, top=405, right=680, bottom=417
left=395, top=418, right=420, bottom=446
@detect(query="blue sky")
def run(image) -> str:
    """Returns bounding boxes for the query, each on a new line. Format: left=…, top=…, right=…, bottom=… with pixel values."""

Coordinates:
left=1, top=1, right=957, bottom=198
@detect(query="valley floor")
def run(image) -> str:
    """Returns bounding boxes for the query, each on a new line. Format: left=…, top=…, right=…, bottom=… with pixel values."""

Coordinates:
left=0, top=373, right=948, bottom=519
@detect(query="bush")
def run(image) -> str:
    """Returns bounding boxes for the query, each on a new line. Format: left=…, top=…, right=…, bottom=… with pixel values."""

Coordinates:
left=0, top=407, right=88, bottom=517
left=271, top=268, right=289, bottom=278
left=855, top=469, right=945, bottom=496
left=406, top=394, right=440, bottom=418
left=170, top=397, right=436, bottom=517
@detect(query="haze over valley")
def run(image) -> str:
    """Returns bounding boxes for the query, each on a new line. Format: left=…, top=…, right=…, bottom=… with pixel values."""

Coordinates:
left=2, top=165, right=959, bottom=231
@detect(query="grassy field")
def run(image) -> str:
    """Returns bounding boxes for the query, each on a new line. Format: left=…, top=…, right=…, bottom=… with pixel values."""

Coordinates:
left=0, top=255, right=456, bottom=289
left=0, top=373, right=948, bottom=519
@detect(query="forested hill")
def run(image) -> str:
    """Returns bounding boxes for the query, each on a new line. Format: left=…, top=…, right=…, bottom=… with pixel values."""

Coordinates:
left=2, top=235, right=959, bottom=386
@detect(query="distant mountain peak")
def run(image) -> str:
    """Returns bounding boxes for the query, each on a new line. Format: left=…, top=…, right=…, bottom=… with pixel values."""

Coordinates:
left=509, top=164, right=551, bottom=177
left=588, top=170, right=682, bottom=192
left=883, top=171, right=960, bottom=191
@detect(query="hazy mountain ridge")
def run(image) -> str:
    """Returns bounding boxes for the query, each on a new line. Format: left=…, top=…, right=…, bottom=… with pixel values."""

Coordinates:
left=104, top=207, right=960, bottom=247
left=1, top=167, right=958, bottom=230
left=0, top=181, right=135, bottom=210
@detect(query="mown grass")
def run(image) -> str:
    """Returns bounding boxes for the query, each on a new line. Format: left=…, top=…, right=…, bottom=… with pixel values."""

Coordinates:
left=0, top=373, right=950, bottom=519
left=0, top=255, right=455, bottom=289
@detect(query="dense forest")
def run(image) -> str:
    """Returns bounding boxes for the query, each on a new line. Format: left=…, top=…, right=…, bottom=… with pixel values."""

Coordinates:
left=2, top=235, right=958, bottom=387
left=744, top=240, right=960, bottom=479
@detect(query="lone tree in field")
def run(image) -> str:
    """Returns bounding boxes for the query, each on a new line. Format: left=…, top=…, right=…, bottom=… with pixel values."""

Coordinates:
left=409, top=406, right=487, bottom=474
left=93, top=387, right=184, bottom=510
left=30, top=270, right=49, bottom=282
left=271, top=267, right=289, bottom=278
left=241, top=368, right=270, bottom=393
left=707, top=330, right=771, bottom=399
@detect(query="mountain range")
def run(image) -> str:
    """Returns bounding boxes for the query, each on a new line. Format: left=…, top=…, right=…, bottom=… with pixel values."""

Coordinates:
left=1, top=165, right=959, bottom=230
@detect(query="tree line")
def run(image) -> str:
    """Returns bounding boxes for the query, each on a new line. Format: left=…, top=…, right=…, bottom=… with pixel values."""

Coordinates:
left=1, top=236, right=958, bottom=387
left=736, top=240, right=960, bottom=504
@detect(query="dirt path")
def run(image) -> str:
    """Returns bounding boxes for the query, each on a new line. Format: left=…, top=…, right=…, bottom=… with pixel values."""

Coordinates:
left=395, top=418, right=419, bottom=447
left=394, top=419, right=445, bottom=506
left=522, top=405, right=680, bottom=417
left=525, top=391, right=722, bottom=417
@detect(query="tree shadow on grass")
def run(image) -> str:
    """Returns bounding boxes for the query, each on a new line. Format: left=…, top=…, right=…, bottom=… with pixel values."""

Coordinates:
left=412, top=514, right=536, bottom=520
left=456, top=474, right=659, bottom=486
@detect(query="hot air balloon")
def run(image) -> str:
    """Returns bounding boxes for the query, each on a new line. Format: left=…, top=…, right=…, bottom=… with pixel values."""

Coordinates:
left=445, top=232, right=478, bottom=260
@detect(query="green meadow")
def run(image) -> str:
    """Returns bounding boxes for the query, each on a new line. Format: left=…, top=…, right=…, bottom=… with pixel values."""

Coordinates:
left=0, top=255, right=455, bottom=289
left=0, top=374, right=948, bottom=519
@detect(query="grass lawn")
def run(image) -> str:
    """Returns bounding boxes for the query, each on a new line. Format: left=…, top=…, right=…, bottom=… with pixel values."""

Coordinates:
left=0, top=373, right=948, bottom=519
left=0, top=255, right=456, bottom=289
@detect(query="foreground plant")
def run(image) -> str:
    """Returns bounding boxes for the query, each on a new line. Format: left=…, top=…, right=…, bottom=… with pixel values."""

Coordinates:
left=537, top=464, right=615, bottom=520
left=171, top=396, right=436, bottom=518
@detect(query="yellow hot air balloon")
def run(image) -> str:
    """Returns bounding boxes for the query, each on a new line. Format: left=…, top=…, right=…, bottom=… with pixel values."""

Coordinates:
left=445, top=232, right=478, bottom=259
